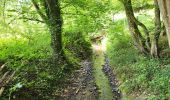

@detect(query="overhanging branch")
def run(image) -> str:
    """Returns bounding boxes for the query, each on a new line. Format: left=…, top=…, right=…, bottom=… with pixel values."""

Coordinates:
left=19, top=17, right=44, bottom=23
left=31, top=0, right=47, bottom=22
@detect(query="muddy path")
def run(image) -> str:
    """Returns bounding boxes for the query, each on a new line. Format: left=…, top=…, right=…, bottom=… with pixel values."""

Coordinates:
left=92, top=44, right=113, bottom=100
left=56, top=40, right=121, bottom=100
left=92, top=43, right=121, bottom=100
left=55, top=60, right=99, bottom=100
left=102, top=54, right=121, bottom=100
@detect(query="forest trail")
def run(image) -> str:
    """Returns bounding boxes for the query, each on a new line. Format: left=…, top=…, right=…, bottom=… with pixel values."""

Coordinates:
left=56, top=38, right=121, bottom=100
left=92, top=38, right=121, bottom=100
left=55, top=59, right=99, bottom=99
left=92, top=43, right=113, bottom=100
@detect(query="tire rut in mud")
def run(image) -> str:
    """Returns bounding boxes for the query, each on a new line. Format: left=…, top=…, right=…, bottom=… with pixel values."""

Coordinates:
left=102, top=55, right=121, bottom=100
left=55, top=60, right=99, bottom=100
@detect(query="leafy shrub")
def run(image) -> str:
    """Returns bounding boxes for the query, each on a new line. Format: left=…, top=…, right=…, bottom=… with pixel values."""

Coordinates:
left=63, top=31, right=92, bottom=60
left=0, top=29, right=93, bottom=99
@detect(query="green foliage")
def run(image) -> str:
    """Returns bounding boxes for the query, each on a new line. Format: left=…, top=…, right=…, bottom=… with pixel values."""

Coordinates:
left=64, top=31, right=92, bottom=60
left=0, top=24, right=93, bottom=100
left=0, top=34, right=51, bottom=61
left=0, top=28, right=53, bottom=99
left=62, top=0, right=114, bottom=33
left=132, top=0, right=154, bottom=11
left=0, top=1, right=94, bottom=98
left=107, top=28, right=170, bottom=100
left=1, top=0, right=169, bottom=99
left=0, top=29, right=92, bottom=99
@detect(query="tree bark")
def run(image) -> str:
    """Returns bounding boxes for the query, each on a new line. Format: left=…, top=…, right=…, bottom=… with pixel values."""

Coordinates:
left=157, top=0, right=170, bottom=47
left=32, top=0, right=66, bottom=65
left=45, top=0, right=66, bottom=64
left=121, top=0, right=149, bottom=54
left=151, top=0, right=161, bottom=57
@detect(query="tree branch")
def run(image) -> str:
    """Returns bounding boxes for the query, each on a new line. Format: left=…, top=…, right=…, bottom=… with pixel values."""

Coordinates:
left=31, top=0, right=47, bottom=22
left=62, top=12, right=86, bottom=16
left=19, top=17, right=44, bottom=23
left=134, top=18, right=151, bottom=48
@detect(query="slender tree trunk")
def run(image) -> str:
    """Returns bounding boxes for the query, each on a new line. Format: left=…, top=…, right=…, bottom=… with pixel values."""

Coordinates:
left=157, top=0, right=170, bottom=47
left=45, top=0, right=66, bottom=64
left=151, top=0, right=161, bottom=57
left=121, top=0, right=149, bottom=54
left=32, top=0, right=66, bottom=65
left=162, top=24, right=166, bottom=36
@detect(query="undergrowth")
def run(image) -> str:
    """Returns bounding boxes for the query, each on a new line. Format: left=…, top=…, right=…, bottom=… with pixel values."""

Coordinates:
left=107, top=16, right=170, bottom=99
left=107, top=33, right=170, bottom=100
left=0, top=28, right=92, bottom=99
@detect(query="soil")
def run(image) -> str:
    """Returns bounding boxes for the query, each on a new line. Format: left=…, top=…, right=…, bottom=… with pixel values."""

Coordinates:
left=102, top=54, right=121, bottom=100
left=55, top=60, right=99, bottom=100
left=55, top=43, right=121, bottom=100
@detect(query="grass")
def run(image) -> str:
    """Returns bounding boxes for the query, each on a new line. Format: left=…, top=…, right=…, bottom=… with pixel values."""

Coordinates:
left=0, top=25, right=92, bottom=99
left=93, top=45, right=113, bottom=100
left=106, top=11, right=170, bottom=99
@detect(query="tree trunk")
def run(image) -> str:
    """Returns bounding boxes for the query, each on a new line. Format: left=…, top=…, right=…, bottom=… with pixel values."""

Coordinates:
left=151, top=0, right=161, bottom=57
left=121, top=0, right=149, bottom=54
left=45, top=0, right=66, bottom=64
left=157, top=0, right=170, bottom=47
left=32, top=0, right=66, bottom=65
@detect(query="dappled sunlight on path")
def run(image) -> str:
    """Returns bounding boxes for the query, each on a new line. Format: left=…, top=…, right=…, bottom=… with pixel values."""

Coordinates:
left=92, top=37, right=108, bottom=52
